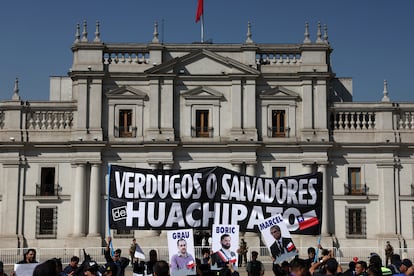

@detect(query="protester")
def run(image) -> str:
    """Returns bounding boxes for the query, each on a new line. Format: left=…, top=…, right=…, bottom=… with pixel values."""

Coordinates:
left=306, top=247, right=316, bottom=269
left=290, top=258, right=309, bottom=276
left=104, top=236, right=130, bottom=276
left=101, top=262, right=118, bottom=276
left=238, top=239, right=248, bottom=267
left=368, top=253, right=392, bottom=276
left=355, top=261, right=368, bottom=276
left=146, top=249, right=158, bottom=275
left=153, top=260, right=170, bottom=276
left=384, top=242, right=393, bottom=266
left=64, top=256, right=80, bottom=275
left=32, top=258, right=62, bottom=276
left=0, top=261, right=8, bottom=276
left=17, top=248, right=37, bottom=264
left=246, top=251, right=264, bottom=276
left=129, top=238, right=137, bottom=266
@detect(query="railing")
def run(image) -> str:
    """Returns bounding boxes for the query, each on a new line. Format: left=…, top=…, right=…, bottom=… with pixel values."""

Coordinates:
left=0, top=246, right=409, bottom=266
left=397, top=112, right=414, bottom=130
left=191, top=126, right=214, bottom=138
left=114, top=126, right=137, bottom=138
left=256, top=53, right=302, bottom=66
left=35, top=183, right=62, bottom=197
left=103, top=52, right=150, bottom=65
left=330, top=111, right=375, bottom=131
left=267, top=127, right=288, bottom=138
left=26, top=111, right=73, bottom=130
left=344, top=183, right=369, bottom=196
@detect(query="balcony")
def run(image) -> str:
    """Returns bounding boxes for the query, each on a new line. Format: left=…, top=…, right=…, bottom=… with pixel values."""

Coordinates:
left=344, top=183, right=369, bottom=196
left=267, top=127, right=288, bottom=138
left=36, top=183, right=62, bottom=197
left=329, top=102, right=414, bottom=144
left=21, top=183, right=68, bottom=203
left=191, top=126, right=214, bottom=138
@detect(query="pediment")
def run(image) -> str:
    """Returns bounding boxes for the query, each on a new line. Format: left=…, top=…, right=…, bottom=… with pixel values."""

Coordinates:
left=145, top=49, right=260, bottom=76
left=182, top=86, right=224, bottom=100
left=106, top=86, right=148, bottom=100
left=260, top=86, right=301, bottom=101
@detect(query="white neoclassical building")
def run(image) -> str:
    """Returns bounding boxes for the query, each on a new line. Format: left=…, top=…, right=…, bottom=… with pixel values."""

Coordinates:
left=0, top=21, right=413, bottom=255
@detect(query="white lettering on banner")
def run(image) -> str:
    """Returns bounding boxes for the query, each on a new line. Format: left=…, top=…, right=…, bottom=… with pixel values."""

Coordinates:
left=166, top=202, right=186, bottom=227
left=119, top=201, right=311, bottom=232
left=147, top=202, right=165, bottom=227
left=114, top=170, right=318, bottom=206
left=126, top=202, right=146, bottom=227
left=186, top=202, right=202, bottom=227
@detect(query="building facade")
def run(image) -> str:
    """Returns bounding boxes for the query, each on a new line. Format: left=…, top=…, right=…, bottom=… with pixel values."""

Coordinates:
left=0, top=21, right=413, bottom=252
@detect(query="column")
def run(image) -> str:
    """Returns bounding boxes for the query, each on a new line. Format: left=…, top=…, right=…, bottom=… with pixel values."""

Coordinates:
left=73, top=163, right=86, bottom=236
left=163, top=163, right=173, bottom=170
left=246, top=164, right=256, bottom=177
left=319, top=164, right=329, bottom=235
left=244, top=164, right=260, bottom=245
left=88, top=163, right=101, bottom=236
left=138, top=163, right=161, bottom=238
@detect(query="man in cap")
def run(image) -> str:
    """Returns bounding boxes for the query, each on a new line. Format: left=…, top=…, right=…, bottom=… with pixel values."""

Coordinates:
left=104, top=236, right=130, bottom=276
left=83, top=261, right=99, bottom=276
left=398, top=259, right=413, bottom=275
left=102, top=262, right=118, bottom=276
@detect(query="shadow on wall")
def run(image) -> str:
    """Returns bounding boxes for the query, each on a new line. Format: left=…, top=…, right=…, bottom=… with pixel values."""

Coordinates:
left=330, top=78, right=353, bottom=102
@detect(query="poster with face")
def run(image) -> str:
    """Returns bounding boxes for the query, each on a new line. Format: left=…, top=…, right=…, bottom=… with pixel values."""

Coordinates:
left=167, top=229, right=196, bottom=276
left=260, top=213, right=298, bottom=264
left=211, top=224, right=239, bottom=270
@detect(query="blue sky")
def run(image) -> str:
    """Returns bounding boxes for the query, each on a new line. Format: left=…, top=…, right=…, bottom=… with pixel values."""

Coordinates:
left=0, top=0, right=412, bottom=102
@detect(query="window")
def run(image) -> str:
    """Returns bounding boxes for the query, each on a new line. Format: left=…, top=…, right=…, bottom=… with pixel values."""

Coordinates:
left=38, top=167, right=55, bottom=196
left=271, top=110, right=285, bottom=137
left=272, top=167, right=286, bottom=178
left=114, top=229, right=133, bottom=238
left=195, top=110, right=211, bottom=137
left=348, top=167, right=364, bottom=195
left=346, top=207, right=366, bottom=238
left=36, top=207, right=57, bottom=239
left=119, top=109, right=133, bottom=137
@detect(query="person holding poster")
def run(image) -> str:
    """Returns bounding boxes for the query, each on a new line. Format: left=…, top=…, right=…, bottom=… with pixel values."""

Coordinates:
left=168, top=229, right=196, bottom=276
left=260, top=214, right=298, bottom=265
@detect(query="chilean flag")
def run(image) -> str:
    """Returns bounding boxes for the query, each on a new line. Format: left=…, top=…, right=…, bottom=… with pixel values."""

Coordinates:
left=287, top=242, right=296, bottom=252
left=297, top=210, right=319, bottom=230
left=134, top=243, right=146, bottom=260
left=195, top=0, right=203, bottom=22
left=187, top=260, right=195, bottom=269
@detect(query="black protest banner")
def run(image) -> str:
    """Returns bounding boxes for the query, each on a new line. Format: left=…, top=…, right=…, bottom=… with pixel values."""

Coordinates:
left=108, top=165, right=322, bottom=235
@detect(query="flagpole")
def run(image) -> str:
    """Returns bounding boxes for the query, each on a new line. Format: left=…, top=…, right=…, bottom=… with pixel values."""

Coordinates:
left=201, top=14, right=204, bottom=43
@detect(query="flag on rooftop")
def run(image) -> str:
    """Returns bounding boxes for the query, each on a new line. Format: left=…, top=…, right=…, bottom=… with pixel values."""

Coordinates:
left=195, top=0, right=204, bottom=22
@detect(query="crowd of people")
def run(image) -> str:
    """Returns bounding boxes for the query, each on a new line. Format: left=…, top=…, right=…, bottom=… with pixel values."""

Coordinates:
left=2, top=239, right=414, bottom=276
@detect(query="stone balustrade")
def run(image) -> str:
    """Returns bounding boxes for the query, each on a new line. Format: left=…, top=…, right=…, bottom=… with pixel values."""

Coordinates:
left=397, top=111, right=414, bottom=130
left=256, top=52, right=302, bottom=65
left=103, top=51, right=150, bottom=65
left=330, top=111, right=375, bottom=130
left=26, top=110, right=73, bottom=130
